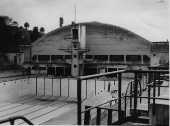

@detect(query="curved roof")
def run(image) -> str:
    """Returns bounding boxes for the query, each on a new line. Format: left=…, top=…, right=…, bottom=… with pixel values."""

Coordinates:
left=33, top=21, right=150, bottom=45
left=32, top=21, right=151, bottom=55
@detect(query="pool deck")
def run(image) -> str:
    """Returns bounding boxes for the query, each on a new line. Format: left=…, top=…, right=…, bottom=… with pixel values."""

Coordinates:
left=0, top=95, right=77, bottom=125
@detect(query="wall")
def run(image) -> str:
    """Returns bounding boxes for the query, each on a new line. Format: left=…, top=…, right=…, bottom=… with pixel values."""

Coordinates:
left=0, top=78, right=36, bottom=102
left=150, top=52, right=169, bottom=66
left=6, top=53, right=16, bottom=64
left=149, top=104, right=169, bottom=126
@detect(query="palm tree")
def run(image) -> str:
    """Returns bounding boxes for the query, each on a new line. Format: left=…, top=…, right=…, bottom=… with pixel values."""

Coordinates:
left=40, top=27, right=45, bottom=33
left=24, top=22, right=30, bottom=30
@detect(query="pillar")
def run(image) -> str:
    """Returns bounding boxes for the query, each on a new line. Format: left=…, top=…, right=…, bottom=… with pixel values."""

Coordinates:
left=108, top=55, right=110, bottom=63
left=49, top=55, right=52, bottom=63
left=124, top=55, right=126, bottom=64
left=141, top=55, right=144, bottom=64
left=36, top=55, right=39, bottom=63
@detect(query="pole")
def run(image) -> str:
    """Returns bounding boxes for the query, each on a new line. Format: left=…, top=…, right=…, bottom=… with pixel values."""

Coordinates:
left=77, top=78, right=82, bottom=125
left=133, top=72, right=138, bottom=118
left=118, top=73, right=122, bottom=122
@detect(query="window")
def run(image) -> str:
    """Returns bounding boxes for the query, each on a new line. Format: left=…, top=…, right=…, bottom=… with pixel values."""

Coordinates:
left=110, top=55, right=124, bottom=61
left=143, top=55, right=150, bottom=62
left=65, top=55, right=71, bottom=59
left=94, top=55, right=108, bottom=61
left=51, top=55, right=63, bottom=61
left=38, top=55, right=49, bottom=61
left=72, top=28, right=79, bottom=40
left=86, top=55, right=93, bottom=59
left=126, top=55, right=141, bottom=61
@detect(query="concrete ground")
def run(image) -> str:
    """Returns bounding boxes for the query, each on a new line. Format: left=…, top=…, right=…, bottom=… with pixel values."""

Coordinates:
left=0, top=95, right=77, bottom=125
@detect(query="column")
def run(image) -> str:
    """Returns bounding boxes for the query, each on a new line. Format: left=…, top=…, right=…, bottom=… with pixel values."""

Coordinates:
left=108, top=55, right=110, bottom=63
left=36, top=55, right=39, bottom=63
left=141, top=55, right=144, bottom=64
left=49, top=55, right=52, bottom=63
left=124, top=55, right=126, bottom=64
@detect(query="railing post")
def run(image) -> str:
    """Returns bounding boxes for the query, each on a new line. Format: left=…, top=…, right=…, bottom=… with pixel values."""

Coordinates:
left=96, top=107, right=101, bottom=125
left=52, top=77, right=53, bottom=96
left=36, top=76, right=38, bottom=96
left=104, top=80, right=106, bottom=90
left=107, top=109, right=112, bottom=125
left=60, top=77, right=61, bottom=96
left=118, top=73, right=122, bottom=122
left=68, top=79, right=70, bottom=97
left=77, top=78, right=82, bottom=125
left=130, top=82, right=132, bottom=109
left=153, top=73, right=156, bottom=115
left=86, top=80, right=87, bottom=98
left=133, top=72, right=138, bottom=118
left=84, top=106, right=91, bottom=125
left=95, top=79, right=96, bottom=95
left=124, top=95, right=127, bottom=119
left=148, top=72, right=152, bottom=112
left=158, top=72, right=160, bottom=96
left=44, top=76, right=45, bottom=96
left=148, top=83, right=151, bottom=113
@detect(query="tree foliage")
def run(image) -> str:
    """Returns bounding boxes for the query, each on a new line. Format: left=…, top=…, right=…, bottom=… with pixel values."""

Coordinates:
left=0, top=16, right=45, bottom=53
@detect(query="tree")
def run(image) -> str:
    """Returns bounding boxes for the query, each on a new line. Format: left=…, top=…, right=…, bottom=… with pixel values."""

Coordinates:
left=31, top=26, right=40, bottom=42
left=40, top=27, right=45, bottom=33
left=24, top=22, right=30, bottom=30
left=12, top=21, right=18, bottom=27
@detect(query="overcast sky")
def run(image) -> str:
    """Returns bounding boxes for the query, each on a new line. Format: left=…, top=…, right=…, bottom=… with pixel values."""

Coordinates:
left=0, top=0, right=168, bottom=41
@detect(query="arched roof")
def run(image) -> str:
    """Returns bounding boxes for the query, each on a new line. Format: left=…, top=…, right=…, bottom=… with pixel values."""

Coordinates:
left=32, top=21, right=151, bottom=55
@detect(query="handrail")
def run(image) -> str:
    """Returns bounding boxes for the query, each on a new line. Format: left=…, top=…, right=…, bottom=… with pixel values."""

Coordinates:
left=81, top=98, right=117, bottom=114
left=0, top=116, right=33, bottom=125
left=125, top=96, right=170, bottom=100
left=81, top=96, right=126, bottom=114
left=78, top=70, right=169, bottom=80
left=78, top=70, right=126, bottom=80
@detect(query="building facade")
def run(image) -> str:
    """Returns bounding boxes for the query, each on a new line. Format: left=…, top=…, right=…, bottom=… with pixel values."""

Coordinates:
left=30, top=22, right=153, bottom=76
left=150, top=41, right=169, bottom=67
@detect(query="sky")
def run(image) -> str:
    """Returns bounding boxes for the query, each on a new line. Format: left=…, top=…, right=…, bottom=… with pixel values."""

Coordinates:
left=0, top=0, right=169, bottom=41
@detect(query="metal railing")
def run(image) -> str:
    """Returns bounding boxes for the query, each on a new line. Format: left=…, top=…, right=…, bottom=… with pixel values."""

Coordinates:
left=76, top=69, right=169, bottom=125
left=0, top=116, right=33, bottom=125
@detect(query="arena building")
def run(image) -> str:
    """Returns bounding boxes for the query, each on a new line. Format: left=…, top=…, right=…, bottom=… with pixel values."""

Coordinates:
left=30, top=22, right=153, bottom=76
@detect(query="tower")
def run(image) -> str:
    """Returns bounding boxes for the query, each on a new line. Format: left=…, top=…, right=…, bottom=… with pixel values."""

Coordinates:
left=60, top=23, right=88, bottom=77
left=71, top=25, right=80, bottom=77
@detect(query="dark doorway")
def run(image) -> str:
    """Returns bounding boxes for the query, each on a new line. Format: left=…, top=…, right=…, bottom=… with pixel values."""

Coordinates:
left=55, top=67, right=64, bottom=76
left=14, top=56, right=17, bottom=64
left=65, top=66, right=71, bottom=77
left=107, top=68, right=117, bottom=78
left=47, top=67, right=55, bottom=75
left=84, top=67, right=97, bottom=75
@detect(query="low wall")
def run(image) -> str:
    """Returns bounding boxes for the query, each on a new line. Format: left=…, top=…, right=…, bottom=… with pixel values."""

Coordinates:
left=0, top=78, right=35, bottom=102
left=0, top=76, right=131, bottom=102
left=149, top=103, right=169, bottom=126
